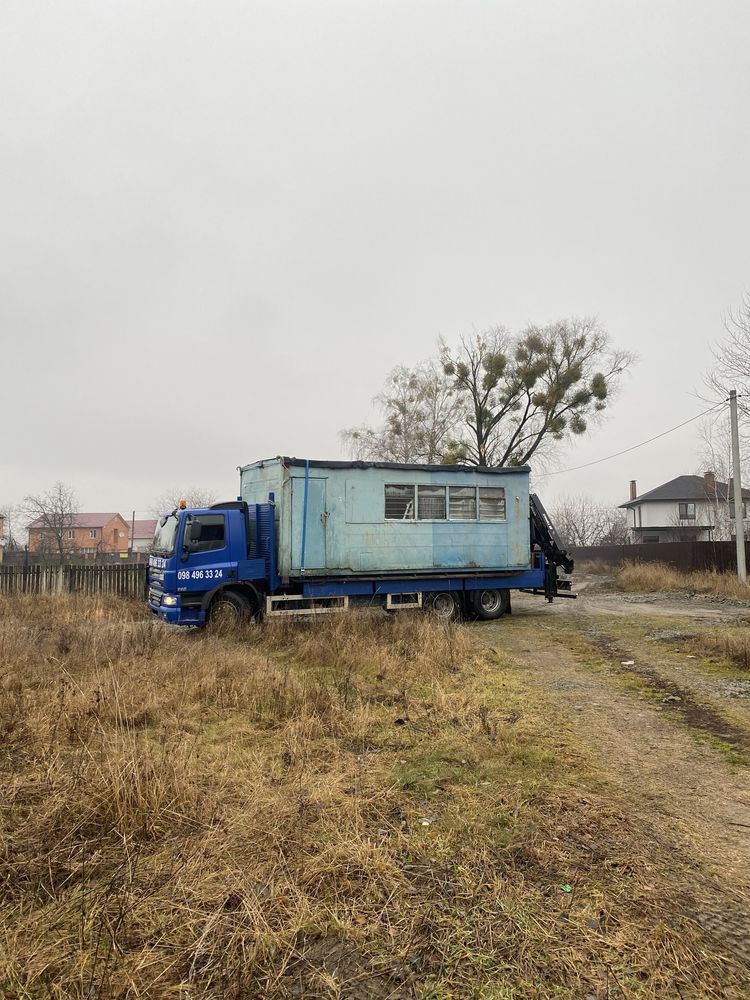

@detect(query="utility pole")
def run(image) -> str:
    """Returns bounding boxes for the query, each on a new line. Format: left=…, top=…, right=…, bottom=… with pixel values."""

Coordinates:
left=729, top=389, right=747, bottom=582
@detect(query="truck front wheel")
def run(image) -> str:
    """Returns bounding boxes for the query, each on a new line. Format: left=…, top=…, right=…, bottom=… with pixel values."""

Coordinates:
left=208, top=590, right=253, bottom=629
left=469, top=588, right=509, bottom=621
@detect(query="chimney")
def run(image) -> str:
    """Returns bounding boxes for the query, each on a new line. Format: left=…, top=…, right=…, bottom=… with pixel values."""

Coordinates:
left=704, top=470, right=716, bottom=498
left=629, top=480, right=637, bottom=501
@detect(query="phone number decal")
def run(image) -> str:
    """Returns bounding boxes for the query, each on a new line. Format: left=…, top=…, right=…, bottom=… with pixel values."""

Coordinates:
left=177, top=569, right=224, bottom=581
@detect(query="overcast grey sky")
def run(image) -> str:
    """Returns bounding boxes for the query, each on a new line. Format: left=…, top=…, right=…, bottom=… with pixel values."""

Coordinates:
left=2, top=0, right=748, bottom=515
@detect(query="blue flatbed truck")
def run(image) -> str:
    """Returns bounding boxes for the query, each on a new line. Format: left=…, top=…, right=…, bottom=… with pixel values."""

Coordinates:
left=146, top=457, right=574, bottom=625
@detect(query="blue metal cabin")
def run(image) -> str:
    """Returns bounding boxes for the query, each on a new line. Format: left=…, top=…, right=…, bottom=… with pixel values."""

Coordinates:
left=239, top=457, right=532, bottom=580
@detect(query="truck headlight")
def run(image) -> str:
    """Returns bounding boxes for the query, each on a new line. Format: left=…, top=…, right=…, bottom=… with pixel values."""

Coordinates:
left=163, top=595, right=178, bottom=606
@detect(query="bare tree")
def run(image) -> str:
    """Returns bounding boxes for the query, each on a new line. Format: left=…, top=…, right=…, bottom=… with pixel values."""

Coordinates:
left=550, top=494, right=628, bottom=547
left=706, top=292, right=750, bottom=417
left=0, top=504, right=26, bottom=551
left=341, top=363, right=460, bottom=463
left=441, top=319, right=634, bottom=467
left=23, top=482, right=80, bottom=565
left=151, top=488, right=218, bottom=515
left=694, top=417, right=748, bottom=541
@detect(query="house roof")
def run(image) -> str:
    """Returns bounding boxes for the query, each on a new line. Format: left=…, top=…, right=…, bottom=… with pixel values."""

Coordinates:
left=620, top=475, right=750, bottom=508
left=131, top=518, right=157, bottom=539
left=28, top=512, right=125, bottom=530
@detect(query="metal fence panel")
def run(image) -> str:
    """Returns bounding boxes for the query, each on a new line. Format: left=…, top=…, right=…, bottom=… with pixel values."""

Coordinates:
left=570, top=541, right=750, bottom=573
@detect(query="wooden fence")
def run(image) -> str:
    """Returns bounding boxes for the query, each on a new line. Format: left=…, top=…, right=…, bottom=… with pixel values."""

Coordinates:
left=570, top=540, right=750, bottom=573
left=0, top=563, right=147, bottom=598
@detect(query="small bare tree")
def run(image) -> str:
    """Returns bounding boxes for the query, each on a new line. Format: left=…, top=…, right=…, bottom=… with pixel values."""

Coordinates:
left=694, top=417, right=749, bottom=541
left=550, top=494, right=628, bottom=547
left=706, top=292, right=750, bottom=418
left=0, top=504, right=26, bottom=551
left=341, top=363, right=460, bottom=463
left=151, top=488, right=218, bottom=516
left=23, top=482, right=80, bottom=565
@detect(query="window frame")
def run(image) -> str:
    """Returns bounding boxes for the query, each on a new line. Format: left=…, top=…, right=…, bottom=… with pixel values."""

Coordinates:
left=187, top=513, right=227, bottom=553
left=384, top=482, right=508, bottom=522
left=448, top=485, right=478, bottom=521
left=478, top=486, right=507, bottom=522
left=678, top=502, right=696, bottom=520
left=416, top=484, right=447, bottom=521
left=384, top=484, right=416, bottom=521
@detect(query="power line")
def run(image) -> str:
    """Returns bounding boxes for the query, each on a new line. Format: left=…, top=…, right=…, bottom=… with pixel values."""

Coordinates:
left=544, top=401, right=726, bottom=476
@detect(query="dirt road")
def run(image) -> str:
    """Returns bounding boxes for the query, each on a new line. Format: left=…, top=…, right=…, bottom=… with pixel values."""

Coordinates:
left=475, top=581, right=750, bottom=968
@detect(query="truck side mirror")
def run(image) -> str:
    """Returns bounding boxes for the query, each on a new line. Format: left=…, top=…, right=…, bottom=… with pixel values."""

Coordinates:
left=181, top=520, right=203, bottom=560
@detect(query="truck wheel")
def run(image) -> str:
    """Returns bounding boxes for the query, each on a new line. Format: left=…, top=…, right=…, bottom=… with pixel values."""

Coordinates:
left=470, top=588, right=509, bottom=621
left=209, top=590, right=252, bottom=629
left=426, top=592, right=460, bottom=621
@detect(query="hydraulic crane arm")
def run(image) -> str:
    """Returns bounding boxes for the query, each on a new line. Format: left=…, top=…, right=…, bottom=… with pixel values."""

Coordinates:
left=529, top=493, right=575, bottom=600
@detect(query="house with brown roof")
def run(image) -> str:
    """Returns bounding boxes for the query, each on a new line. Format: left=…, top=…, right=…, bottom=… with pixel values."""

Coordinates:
left=28, top=512, right=130, bottom=558
left=620, top=472, right=750, bottom=543
left=130, top=519, right=157, bottom=554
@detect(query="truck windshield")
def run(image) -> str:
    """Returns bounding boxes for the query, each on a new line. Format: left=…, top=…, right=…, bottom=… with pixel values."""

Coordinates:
left=151, top=514, right=179, bottom=557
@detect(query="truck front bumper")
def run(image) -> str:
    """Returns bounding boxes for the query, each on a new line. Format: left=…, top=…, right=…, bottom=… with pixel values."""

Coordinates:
left=148, top=594, right=207, bottom=626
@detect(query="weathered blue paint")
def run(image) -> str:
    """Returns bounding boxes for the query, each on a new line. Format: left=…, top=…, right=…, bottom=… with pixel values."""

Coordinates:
left=239, top=457, right=531, bottom=580
left=293, top=476, right=326, bottom=571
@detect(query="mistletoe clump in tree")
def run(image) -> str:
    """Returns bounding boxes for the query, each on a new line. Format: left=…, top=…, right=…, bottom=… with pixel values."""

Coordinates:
left=342, top=317, right=633, bottom=468
left=440, top=317, right=632, bottom=466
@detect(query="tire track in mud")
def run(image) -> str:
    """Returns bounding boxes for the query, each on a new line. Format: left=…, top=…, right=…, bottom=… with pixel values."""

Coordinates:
left=580, top=625, right=750, bottom=753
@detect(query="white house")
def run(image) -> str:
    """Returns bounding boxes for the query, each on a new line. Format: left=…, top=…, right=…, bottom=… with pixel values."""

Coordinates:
left=620, top=472, right=750, bottom=543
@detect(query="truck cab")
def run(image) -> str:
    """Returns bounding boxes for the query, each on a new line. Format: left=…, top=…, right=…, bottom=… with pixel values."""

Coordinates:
left=147, top=502, right=272, bottom=625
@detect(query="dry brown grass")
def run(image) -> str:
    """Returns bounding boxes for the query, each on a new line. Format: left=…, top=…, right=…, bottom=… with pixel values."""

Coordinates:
left=616, top=561, right=750, bottom=601
left=693, top=624, right=750, bottom=672
left=1, top=594, right=747, bottom=998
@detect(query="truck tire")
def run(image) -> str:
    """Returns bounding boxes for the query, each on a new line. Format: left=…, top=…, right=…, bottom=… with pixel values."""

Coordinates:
left=208, top=590, right=252, bottom=629
left=425, top=591, right=460, bottom=621
left=469, top=588, right=509, bottom=621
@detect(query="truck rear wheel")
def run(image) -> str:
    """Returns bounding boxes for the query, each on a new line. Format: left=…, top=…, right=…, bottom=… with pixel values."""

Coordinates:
left=470, top=588, right=509, bottom=621
left=208, top=590, right=253, bottom=629
left=425, top=592, right=460, bottom=621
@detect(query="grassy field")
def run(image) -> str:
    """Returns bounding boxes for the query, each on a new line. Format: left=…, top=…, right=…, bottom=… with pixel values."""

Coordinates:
left=1, top=593, right=748, bottom=998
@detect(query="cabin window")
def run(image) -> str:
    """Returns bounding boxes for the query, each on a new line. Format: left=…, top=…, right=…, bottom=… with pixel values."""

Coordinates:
left=386, top=482, right=508, bottom=521
left=449, top=486, right=477, bottom=520
left=678, top=502, right=695, bottom=520
left=384, top=484, right=415, bottom=520
left=417, top=485, right=446, bottom=520
left=188, top=514, right=226, bottom=552
left=478, top=487, right=506, bottom=521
